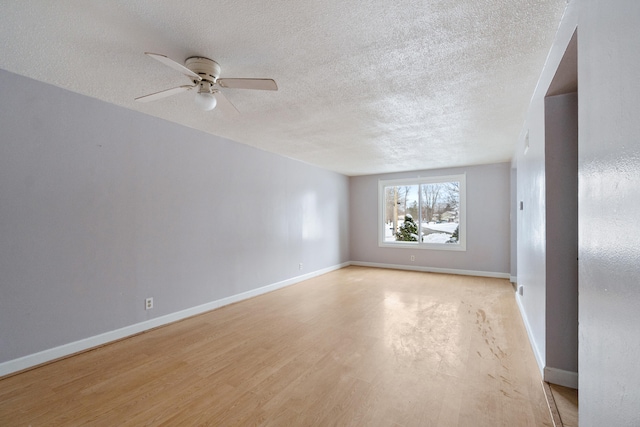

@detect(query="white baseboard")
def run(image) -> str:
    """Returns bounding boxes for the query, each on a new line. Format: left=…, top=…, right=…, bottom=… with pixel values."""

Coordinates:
left=349, top=261, right=510, bottom=279
left=0, top=262, right=350, bottom=378
left=510, top=275, right=517, bottom=283
left=515, top=293, right=545, bottom=376
left=544, top=367, right=578, bottom=389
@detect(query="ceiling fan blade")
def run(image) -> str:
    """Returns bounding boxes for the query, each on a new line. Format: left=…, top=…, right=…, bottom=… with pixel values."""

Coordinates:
left=135, top=85, right=194, bottom=102
left=214, top=91, right=240, bottom=116
left=217, top=78, right=278, bottom=91
left=145, top=52, right=202, bottom=82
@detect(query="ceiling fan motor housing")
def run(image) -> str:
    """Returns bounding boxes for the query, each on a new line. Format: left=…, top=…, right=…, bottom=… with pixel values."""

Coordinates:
left=185, top=57, right=221, bottom=83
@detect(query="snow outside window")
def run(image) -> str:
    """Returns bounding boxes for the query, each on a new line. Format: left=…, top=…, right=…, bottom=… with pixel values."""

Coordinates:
left=378, top=174, right=466, bottom=251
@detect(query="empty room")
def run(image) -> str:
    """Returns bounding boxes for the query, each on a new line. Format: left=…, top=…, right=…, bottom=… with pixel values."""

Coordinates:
left=2, top=1, right=639, bottom=426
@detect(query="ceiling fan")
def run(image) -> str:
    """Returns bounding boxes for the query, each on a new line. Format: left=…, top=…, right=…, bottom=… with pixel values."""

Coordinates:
left=135, top=52, right=278, bottom=113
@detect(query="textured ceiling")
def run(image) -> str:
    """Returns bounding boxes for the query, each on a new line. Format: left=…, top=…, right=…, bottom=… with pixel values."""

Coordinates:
left=0, top=1, right=567, bottom=176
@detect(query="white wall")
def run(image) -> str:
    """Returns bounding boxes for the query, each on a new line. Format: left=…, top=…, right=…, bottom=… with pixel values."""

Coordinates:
left=579, top=0, right=640, bottom=424
left=0, top=69, right=350, bottom=369
left=349, top=163, right=511, bottom=276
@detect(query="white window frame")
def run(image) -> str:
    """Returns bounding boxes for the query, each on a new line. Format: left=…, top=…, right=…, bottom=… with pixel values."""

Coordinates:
left=378, top=173, right=466, bottom=251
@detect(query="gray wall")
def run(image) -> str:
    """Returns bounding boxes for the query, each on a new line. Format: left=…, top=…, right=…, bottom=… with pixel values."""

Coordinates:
left=510, top=166, right=517, bottom=280
left=349, top=163, right=511, bottom=275
left=514, top=4, right=579, bottom=379
left=516, top=0, right=640, bottom=424
left=579, top=0, right=640, bottom=424
left=0, top=69, right=350, bottom=364
left=545, top=93, right=578, bottom=376
left=515, top=120, right=547, bottom=370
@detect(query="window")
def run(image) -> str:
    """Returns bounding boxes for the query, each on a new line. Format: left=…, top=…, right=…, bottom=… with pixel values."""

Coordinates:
left=378, top=174, right=466, bottom=251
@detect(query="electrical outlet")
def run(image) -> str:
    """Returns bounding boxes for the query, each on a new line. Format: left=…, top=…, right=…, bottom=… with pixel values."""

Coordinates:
left=145, top=297, right=153, bottom=310
left=299, top=263, right=303, bottom=270
left=410, top=255, right=415, bottom=261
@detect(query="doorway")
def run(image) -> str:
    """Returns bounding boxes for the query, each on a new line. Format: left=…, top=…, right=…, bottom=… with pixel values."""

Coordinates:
left=543, top=26, right=579, bottom=396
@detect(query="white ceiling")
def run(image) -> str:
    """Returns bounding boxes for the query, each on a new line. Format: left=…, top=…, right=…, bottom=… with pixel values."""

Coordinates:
left=0, top=1, right=567, bottom=176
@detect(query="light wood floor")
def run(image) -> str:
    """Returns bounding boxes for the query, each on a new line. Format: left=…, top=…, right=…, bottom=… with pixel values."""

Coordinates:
left=544, top=383, right=578, bottom=427
left=0, top=266, right=551, bottom=426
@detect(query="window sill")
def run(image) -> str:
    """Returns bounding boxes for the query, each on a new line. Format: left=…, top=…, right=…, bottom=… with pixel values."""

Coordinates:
left=378, top=242, right=466, bottom=251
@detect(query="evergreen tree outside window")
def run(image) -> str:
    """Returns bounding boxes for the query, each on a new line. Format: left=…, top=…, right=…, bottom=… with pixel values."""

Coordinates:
left=378, top=174, right=466, bottom=251
left=395, top=214, right=419, bottom=241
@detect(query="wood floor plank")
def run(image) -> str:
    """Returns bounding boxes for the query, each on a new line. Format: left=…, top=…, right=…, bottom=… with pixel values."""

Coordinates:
left=0, top=266, right=552, bottom=426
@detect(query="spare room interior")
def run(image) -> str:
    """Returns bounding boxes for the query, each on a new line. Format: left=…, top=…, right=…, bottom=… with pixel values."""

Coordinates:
left=1, top=1, right=639, bottom=426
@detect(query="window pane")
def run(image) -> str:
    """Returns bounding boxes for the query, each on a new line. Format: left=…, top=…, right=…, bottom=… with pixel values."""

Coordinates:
left=383, top=185, right=419, bottom=242
left=420, top=181, right=459, bottom=244
left=379, top=174, right=465, bottom=251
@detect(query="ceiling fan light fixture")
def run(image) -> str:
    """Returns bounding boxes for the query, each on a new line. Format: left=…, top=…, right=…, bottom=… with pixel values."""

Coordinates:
left=195, top=89, right=217, bottom=111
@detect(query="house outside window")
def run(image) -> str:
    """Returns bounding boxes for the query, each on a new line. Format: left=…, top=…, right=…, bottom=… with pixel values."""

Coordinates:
left=378, top=174, right=466, bottom=251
